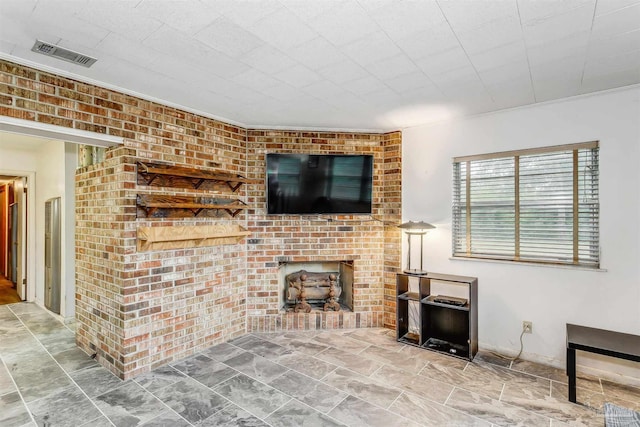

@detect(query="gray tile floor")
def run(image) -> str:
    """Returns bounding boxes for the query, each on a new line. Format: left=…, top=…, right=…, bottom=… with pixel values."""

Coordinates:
left=1, top=303, right=639, bottom=427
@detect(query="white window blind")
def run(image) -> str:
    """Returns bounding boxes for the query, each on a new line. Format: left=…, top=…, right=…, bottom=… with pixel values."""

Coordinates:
left=452, top=142, right=599, bottom=268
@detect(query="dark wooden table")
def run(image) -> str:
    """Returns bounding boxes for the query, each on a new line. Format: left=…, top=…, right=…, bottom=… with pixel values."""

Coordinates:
left=566, top=323, right=640, bottom=403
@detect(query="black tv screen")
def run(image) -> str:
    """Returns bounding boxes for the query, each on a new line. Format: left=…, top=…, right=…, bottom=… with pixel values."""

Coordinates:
left=266, top=153, right=373, bottom=215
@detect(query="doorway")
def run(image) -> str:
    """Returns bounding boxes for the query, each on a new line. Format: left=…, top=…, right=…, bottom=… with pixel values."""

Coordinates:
left=0, top=175, right=27, bottom=304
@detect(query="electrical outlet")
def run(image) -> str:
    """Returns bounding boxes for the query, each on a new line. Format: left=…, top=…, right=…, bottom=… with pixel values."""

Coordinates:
left=522, top=321, right=533, bottom=333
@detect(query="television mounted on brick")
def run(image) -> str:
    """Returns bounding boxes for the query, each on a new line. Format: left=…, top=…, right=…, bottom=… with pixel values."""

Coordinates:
left=266, top=153, right=373, bottom=215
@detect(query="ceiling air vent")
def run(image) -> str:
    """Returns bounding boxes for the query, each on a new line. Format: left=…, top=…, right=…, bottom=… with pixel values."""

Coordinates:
left=31, top=40, right=97, bottom=68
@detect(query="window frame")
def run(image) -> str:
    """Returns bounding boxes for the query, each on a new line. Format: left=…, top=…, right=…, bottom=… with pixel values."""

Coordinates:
left=452, top=141, right=600, bottom=269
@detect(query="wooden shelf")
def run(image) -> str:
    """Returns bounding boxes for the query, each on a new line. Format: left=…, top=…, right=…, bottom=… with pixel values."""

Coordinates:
left=137, top=224, right=250, bottom=251
left=136, top=194, right=248, bottom=218
left=137, top=161, right=259, bottom=192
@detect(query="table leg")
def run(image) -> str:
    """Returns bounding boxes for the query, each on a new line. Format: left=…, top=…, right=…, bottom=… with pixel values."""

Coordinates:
left=567, top=347, right=577, bottom=403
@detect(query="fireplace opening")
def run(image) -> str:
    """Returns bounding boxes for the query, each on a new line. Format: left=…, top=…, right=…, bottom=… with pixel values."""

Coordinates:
left=278, top=261, right=354, bottom=312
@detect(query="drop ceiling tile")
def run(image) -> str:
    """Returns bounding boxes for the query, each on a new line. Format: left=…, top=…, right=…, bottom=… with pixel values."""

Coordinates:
left=316, top=60, right=369, bottom=84
left=98, top=59, right=179, bottom=95
left=0, top=15, right=49, bottom=49
left=302, top=80, right=346, bottom=101
left=588, top=29, right=640, bottom=59
left=581, top=65, right=640, bottom=93
left=591, top=3, right=640, bottom=39
left=286, top=37, right=348, bottom=70
left=383, top=70, right=432, bottom=93
left=148, top=55, right=219, bottom=86
left=445, top=86, right=493, bottom=108
left=415, top=46, right=472, bottom=76
left=429, top=65, right=484, bottom=91
left=366, top=53, right=419, bottom=80
left=96, top=33, right=161, bottom=66
left=595, top=0, right=640, bottom=16
left=530, top=55, right=585, bottom=101
left=259, top=82, right=302, bottom=102
left=365, top=0, right=445, bottom=40
left=490, top=89, right=536, bottom=110
left=486, top=77, right=535, bottom=101
left=143, top=25, right=249, bottom=78
left=395, top=22, right=460, bottom=60
left=239, top=45, right=296, bottom=75
left=198, top=51, right=251, bottom=79
left=25, top=12, right=110, bottom=50
left=214, top=0, right=284, bottom=27
left=74, top=2, right=162, bottom=42
left=584, top=50, right=640, bottom=76
left=32, top=0, right=92, bottom=21
left=325, top=91, right=370, bottom=111
left=517, top=0, right=595, bottom=24
left=439, top=0, right=518, bottom=31
left=341, top=31, right=403, bottom=67
left=135, top=0, right=219, bottom=35
left=280, top=0, right=347, bottom=22
left=231, top=69, right=282, bottom=91
left=396, top=83, right=443, bottom=102
left=526, top=31, right=591, bottom=66
left=195, top=16, right=265, bottom=58
left=468, top=40, right=528, bottom=72
left=456, top=15, right=524, bottom=55
left=530, top=54, right=585, bottom=81
left=248, top=8, right=317, bottom=50
left=0, top=41, right=16, bottom=55
left=533, top=76, right=583, bottom=102
left=522, top=4, right=595, bottom=47
left=346, top=75, right=384, bottom=96
left=308, top=1, right=379, bottom=46
left=478, top=58, right=531, bottom=87
left=273, top=64, right=323, bottom=88
left=0, top=0, right=38, bottom=18
left=359, top=86, right=402, bottom=105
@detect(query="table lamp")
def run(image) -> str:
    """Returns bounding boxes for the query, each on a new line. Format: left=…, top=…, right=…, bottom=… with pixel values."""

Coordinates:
left=398, top=220, right=435, bottom=275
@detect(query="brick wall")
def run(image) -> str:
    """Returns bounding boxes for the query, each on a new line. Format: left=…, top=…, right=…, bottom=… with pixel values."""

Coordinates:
left=75, top=147, right=132, bottom=376
left=1, top=59, right=401, bottom=378
left=244, top=130, right=402, bottom=332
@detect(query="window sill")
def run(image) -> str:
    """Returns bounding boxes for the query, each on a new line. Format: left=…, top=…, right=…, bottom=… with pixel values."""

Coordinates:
left=449, top=256, right=607, bottom=272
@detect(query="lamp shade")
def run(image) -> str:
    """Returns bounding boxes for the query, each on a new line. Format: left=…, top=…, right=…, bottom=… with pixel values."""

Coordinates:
left=398, top=221, right=435, bottom=233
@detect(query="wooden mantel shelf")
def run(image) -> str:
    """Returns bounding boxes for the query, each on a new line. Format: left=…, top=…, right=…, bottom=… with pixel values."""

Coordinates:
left=136, top=194, right=248, bottom=218
left=137, top=161, right=259, bottom=192
left=137, top=224, right=250, bottom=251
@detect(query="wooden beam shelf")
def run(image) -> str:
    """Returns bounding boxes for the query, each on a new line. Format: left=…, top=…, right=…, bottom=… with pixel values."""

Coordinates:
left=137, top=161, right=259, bottom=192
left=136, top=194, right=248, bottom=218
left=137, top=224, right=251, bottom=251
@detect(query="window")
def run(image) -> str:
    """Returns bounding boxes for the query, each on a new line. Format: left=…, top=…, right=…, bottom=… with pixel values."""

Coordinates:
left=452, top=141, right=599, bottom=268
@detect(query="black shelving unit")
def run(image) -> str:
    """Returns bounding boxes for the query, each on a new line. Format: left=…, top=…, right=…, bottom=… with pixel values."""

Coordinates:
left=396, top=272, right=478, bottom=361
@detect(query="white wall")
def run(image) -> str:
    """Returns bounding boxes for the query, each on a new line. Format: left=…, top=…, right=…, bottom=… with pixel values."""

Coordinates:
left=402, top=87, right=640, bottom=381
left=35, top=139, right=76, bottom=319
left=0, top=146, right=38, bottom=171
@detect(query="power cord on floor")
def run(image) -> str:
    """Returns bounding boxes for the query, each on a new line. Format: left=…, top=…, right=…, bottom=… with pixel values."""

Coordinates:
left=489, top=328, right=527, bottom=362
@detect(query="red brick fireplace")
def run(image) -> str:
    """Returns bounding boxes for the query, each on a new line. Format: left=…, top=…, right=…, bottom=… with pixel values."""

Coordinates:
left=244, top=130, right=402, bottom=333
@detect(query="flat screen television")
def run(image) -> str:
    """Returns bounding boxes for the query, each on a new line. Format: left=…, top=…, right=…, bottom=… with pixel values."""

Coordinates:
left=266, top=153, right=373, bottom=215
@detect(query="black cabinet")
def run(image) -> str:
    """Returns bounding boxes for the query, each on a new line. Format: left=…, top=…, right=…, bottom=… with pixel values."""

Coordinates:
left=396, top=272, right=478, bottom=361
